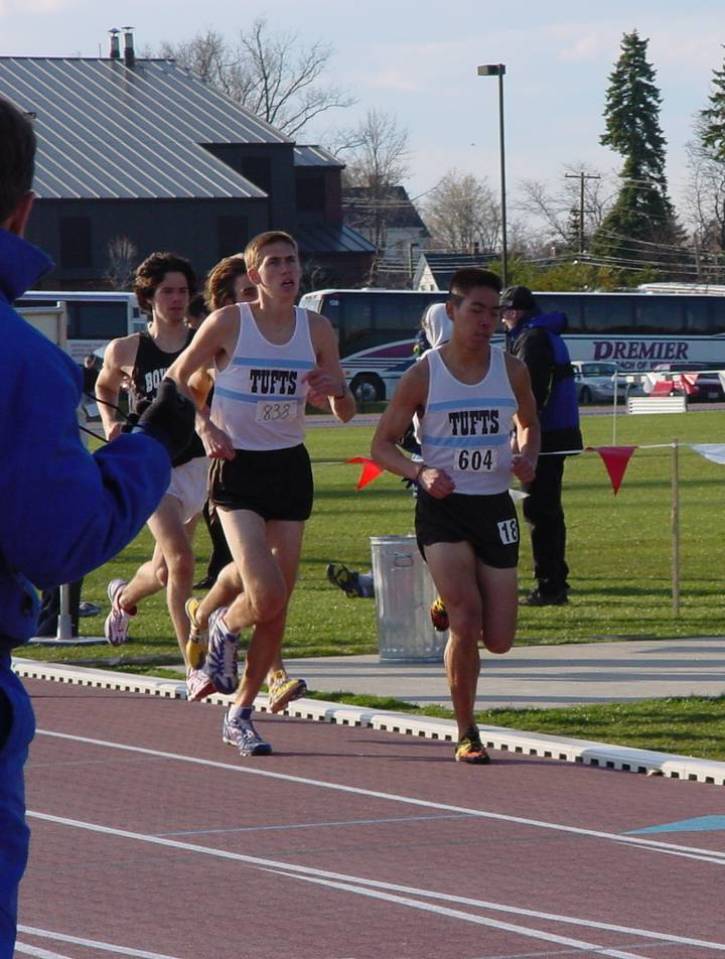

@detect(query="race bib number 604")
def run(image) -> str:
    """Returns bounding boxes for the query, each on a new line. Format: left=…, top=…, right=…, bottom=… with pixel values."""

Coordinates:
left=453, top=448, right=496, bottom=472
left=255, top=400, right=299, bottom=423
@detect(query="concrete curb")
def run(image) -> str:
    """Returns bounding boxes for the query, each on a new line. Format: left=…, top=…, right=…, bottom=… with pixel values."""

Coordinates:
left=14, top=658, right=725, bottom=787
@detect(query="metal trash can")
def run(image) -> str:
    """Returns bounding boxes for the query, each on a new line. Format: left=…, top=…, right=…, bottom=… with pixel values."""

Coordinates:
left=370, top=534, right=447, bottom=662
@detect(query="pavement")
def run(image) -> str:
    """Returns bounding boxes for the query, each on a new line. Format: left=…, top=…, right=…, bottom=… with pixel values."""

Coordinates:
left=28, top=634, right=725, bottom=710
left=282, top=637, right=725, bottom=709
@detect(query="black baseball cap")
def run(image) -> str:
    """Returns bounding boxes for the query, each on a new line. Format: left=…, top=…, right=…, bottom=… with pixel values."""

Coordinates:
left=500, top=285, right=536, bottom=311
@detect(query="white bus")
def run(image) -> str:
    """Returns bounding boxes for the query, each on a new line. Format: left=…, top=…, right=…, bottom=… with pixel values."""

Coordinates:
left=16, top=290, right=145, bottom=362
left=299, top=287, right=725, bottom=400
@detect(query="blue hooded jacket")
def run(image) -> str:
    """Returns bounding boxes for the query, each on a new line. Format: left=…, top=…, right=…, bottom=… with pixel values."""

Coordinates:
left=0, top=228, right=171, bottom=649
left=507, top=311, right=582, bottom=454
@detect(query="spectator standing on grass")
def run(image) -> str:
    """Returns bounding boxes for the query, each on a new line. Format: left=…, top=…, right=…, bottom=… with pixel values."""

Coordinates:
left=372, top=268, right=539, bottom=763
left=0, top=96, right=194, bottom=959
left=500, top=285, right=582, bottom=606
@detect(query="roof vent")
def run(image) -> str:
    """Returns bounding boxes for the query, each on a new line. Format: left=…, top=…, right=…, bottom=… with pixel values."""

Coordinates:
left=109, top=28, right=121, bottom=60
left=122, top=26, right=135, bottom=68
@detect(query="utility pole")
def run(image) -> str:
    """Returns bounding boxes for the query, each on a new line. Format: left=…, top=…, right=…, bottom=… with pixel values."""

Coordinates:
left=565, top=171, right=600, bottom=254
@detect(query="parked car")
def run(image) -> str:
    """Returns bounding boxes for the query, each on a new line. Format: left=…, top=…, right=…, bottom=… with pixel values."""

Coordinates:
left=572, top=361, right=628, bottom=404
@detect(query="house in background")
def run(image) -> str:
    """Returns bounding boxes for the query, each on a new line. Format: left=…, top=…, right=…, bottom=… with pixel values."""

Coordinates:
left=343, top=184, right=430, bottom=285
left=0, top=30, right=374, bottom=290
left=413, top=250, right=497, bottom=291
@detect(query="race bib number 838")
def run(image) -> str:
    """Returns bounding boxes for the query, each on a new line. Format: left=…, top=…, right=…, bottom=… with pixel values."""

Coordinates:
left=255, top=400, right=298, bottom=423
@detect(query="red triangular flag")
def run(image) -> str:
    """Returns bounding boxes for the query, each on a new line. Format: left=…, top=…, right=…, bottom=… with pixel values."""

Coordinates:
left=346, top=456, right=385, bottom=490
left=595, top=446, right=637, bottom=495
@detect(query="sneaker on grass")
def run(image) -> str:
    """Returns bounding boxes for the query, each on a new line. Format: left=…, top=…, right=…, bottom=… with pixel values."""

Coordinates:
left=222, top=709, right=272, bottom=756
left=206, top=608, right=239, bottom=695
left=104, top=579, right=133, bottom=646
left=267, top=671, right=307, bottom=714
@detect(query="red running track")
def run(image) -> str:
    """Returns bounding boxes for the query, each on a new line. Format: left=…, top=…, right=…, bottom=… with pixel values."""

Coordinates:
left=16, top=677, right=725, bottom=959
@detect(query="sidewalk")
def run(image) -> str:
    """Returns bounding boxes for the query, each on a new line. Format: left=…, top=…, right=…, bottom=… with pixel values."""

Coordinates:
left=282, top=637, right=725, bottom=709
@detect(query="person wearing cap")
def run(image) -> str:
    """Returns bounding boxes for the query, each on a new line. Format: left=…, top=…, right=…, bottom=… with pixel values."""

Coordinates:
left=500, top=285, right=582, bottom=606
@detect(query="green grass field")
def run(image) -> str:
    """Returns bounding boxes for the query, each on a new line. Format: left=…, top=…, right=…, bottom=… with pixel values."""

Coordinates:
left=32, top=406, right=725, bottom=665
left=23, top=407, right=725, bottom=759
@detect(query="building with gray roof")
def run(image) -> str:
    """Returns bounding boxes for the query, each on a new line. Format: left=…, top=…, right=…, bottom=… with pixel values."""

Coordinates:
left=0, top=30, right=373, bottom=289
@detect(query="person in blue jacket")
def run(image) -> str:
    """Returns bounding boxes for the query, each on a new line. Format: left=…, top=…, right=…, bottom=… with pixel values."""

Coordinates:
left=0, top=97, right=195, bottom=959
left=500, top=285, right=583, bottom=606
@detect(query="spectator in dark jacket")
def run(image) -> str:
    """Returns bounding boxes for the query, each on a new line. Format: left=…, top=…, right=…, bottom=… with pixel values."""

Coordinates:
left=501, top=286, right=582, bottom=605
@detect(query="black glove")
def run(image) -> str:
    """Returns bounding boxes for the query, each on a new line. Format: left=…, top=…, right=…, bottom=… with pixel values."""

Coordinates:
left=136, top=379, right=196, bottom=461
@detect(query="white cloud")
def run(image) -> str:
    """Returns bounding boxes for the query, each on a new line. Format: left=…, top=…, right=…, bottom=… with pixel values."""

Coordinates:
left=0, top=0, right=78, bottom=12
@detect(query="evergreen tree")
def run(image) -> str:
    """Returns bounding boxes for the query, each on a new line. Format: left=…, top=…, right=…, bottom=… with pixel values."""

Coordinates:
left=592, top=31, right=682, bottom=266
left=700, top=47, right=725, bottom=161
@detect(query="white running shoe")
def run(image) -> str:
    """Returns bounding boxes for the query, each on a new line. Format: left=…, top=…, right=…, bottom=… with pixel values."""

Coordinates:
left=222, top=709, right=272, bottom=756
left=104, top=579, right=132, bottom=646
left=205, top=608, right=239, bottom=695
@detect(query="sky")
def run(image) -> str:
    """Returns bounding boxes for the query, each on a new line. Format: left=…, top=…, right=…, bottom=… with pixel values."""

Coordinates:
left=2, top=0, right=724, bottom=235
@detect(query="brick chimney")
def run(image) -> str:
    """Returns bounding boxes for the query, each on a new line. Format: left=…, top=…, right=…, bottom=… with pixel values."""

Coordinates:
left=109, top=28, right=121, bottom=60
left=122, top=27, right=135, bottom=68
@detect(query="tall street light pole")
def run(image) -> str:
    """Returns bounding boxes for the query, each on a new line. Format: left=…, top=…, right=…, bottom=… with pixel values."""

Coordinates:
left=477, top=63, right=507, bottom=287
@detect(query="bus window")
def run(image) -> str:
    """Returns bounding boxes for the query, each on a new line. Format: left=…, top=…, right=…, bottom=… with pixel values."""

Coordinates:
left=682, top=297, right=710, bottom=334
left=636, top=297, right=685, bottom=334
left=706, top=299, right=725, bottom=335
left=537, top=294, right=583, bottom=329
left=373, top=293, right=422, bottom=331
left=582, top=296, right=635, bottom=333
left=67, top=302, right=130, bottom=340
left=340, top=297, right=373, bottom=353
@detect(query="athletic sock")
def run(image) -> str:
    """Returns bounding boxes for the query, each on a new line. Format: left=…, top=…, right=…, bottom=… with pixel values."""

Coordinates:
left=229, top=705, right=253, bottom=722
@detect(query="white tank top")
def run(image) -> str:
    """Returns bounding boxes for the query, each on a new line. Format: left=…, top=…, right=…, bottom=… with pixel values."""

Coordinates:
left=211, top=303, right=316, bottom=451
left=419, top=346, right=516, bottom=495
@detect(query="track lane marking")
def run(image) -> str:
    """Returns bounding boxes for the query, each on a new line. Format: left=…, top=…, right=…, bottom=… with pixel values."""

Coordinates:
left=17, top=925, right=183, bottom=958
left=27, top=810, right=725, bottom=954
left=35, top=729, right=725, bottom=864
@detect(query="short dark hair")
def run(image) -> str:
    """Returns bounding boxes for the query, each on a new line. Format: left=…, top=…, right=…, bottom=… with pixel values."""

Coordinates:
left=133, top=252, right=197, bottom=312
left=448, top=267, right=502, bottom=304
left=0, top=97, right=36, bottom=223
left=244, top=231, right=298, bottom=271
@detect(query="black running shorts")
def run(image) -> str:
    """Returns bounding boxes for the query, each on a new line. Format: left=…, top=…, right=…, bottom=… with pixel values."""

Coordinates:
left=415, top=489, right=519, bottom=568
left=209, top=444, right=313, bottom=521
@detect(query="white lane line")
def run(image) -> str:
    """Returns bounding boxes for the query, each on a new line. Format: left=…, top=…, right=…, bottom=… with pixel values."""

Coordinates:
left=17, top=925, right=183, bottom=959
left=264, top=869, right=649, bottom=959
left=158, top=812, right=471, bottom=837
left=27, top=810, right=725, bottom=954
left=15, top=944, right=75, bottom=959
left=35, top=728, right=725, bottom=864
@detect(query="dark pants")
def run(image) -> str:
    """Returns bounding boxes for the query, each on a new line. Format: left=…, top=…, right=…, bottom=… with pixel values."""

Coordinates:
left=522, top=454, right=569, bottom=596
left=0, top=651, right=36, bottom=959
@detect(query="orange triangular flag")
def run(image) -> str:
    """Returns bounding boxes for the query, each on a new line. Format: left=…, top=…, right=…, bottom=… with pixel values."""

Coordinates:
left=346, top=456, right=385, bottom=490
left=595, top=446, right=637, bottom=495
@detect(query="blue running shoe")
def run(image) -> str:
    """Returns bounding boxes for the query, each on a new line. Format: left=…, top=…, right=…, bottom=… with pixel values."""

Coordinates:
left=222, top=709, right=272, bottom=756
left=205, top=608, right=239, bottom=695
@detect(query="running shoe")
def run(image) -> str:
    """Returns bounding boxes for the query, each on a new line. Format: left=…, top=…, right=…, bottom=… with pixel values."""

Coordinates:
left=222, top=709, right=272, bottom=756
left=205, top=608, right=239, bottom=695
left=186, top=667, right=215, bottom=703
left=455, top=728, right=490, bottom=765
left=430, top=596, right=449, bottom=632
left=184, top=597, right=209, bottom=670
left=104, top=579, right=133, bottom=646
left=267, top=671, right=308, bottom=714
left=326, top=563, right=375, bottom=598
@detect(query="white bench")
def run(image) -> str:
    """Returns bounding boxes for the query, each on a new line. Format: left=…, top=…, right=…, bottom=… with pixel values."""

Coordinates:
left=627, top=395, right=687, bottom=414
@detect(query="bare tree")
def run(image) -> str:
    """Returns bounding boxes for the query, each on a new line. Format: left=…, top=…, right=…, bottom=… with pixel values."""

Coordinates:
left=157, top=21, right=355, bottom=138
left=105, top=235, right=138, bottom=291
left=422, top=170, right=500, bottom=252
left=518, top=164, right=613, bottom=250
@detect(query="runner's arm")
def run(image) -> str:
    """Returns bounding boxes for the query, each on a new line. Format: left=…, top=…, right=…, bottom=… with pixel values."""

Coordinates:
left=305, top=313, right=356, bottom=423
left=506, top=354, right=540, bottom=483
left=95, top=336, right=135, bottom=441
